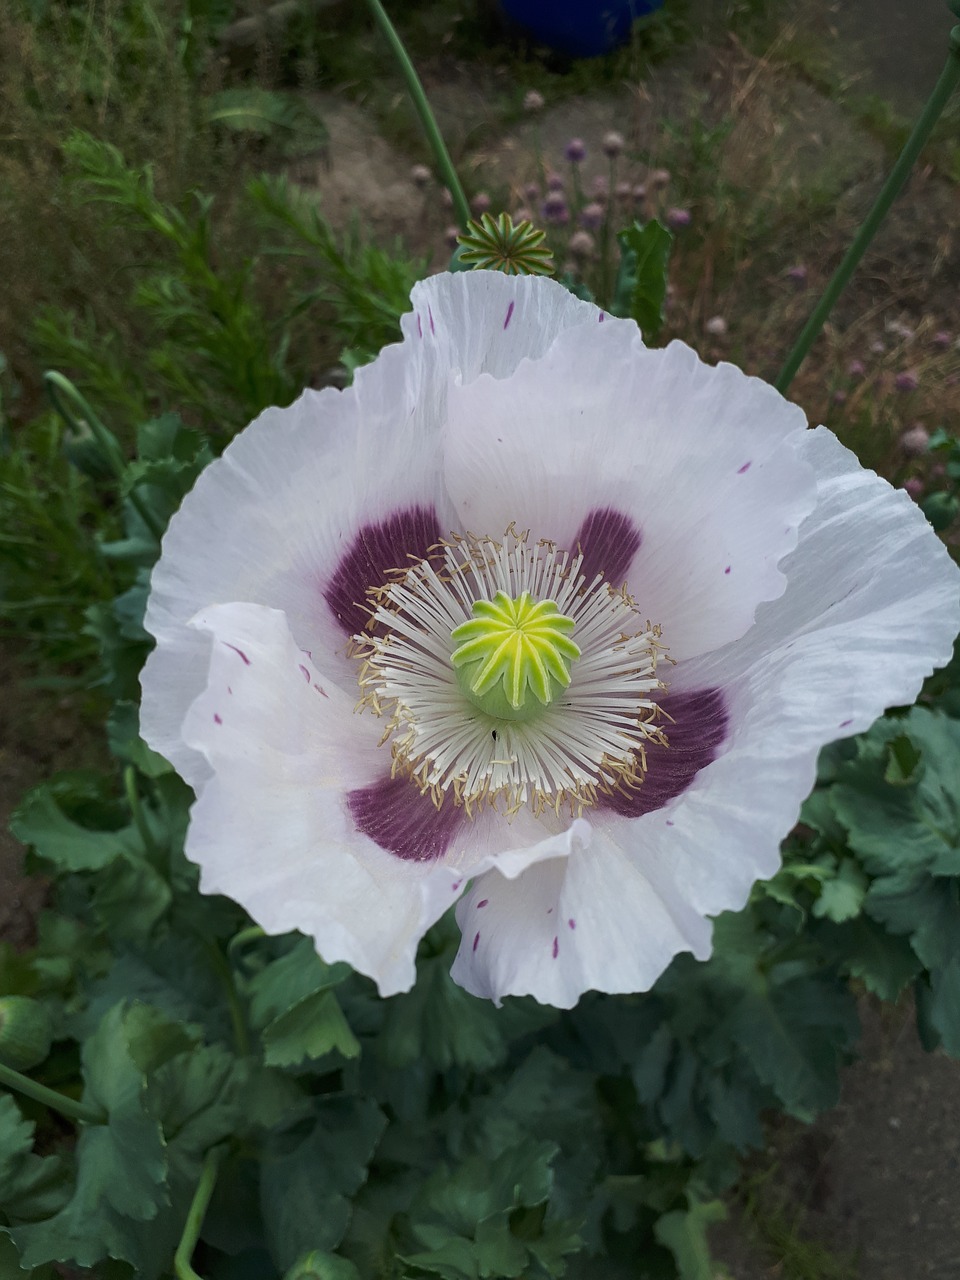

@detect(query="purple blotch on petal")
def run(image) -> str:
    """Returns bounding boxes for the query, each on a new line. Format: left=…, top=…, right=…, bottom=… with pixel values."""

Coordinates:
left=552, top=936, right=559, bottom=958
left=724, top=566, right=731, bottom=575
left=223, top=643, right=250, bottom=665
left=477, top=898, right=489, bottom=908
left=298, top=664, right=310, bottom=682
left=568, top=918, right=576, bottom=930
left=213, top=713, right=222, bottom=725
left=737, top=461, right=752, bottom=474
left=324, top=505, right=442, bottom=637
left=573, top=507, right=642, bottom=587
left=348, top=772, right=465, bottom=862
left=601, top=688, right=729, bottom=819
left=504, top=301, right=515, bottom=330
left=598, top=312, right=606, bottom=323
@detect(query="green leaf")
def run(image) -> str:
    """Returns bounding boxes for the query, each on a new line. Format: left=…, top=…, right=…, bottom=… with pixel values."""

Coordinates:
left=815, top=917, right=921, bottom=1000
left=206, top=90, right=328, bottom=158
left=246, top=937, right=357, bottom=1068
left=260, top=1097, right=386, bottom=1272
left=283, top=1252, right=361, bottom=1280
left=0, top=1094, right=70, bottom=1223
left=811, top=858, right=868, bottom=923
left=612, top=220, right=673, bottom=340
left=654, top=1194, right=726, bottom=1280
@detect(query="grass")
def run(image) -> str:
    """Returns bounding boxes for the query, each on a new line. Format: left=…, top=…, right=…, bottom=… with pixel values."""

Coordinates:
left=737, top=1162, right=860, bottom=1280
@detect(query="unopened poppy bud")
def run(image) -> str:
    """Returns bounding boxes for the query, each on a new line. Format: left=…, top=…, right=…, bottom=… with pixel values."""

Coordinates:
left=0, top=996, right=53, bottom=1071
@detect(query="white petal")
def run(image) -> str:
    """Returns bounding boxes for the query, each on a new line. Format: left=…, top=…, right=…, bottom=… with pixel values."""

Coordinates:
left=451, top=819, right=711, bottom=1008
left=180, top=601, right=586, bottom=995
left=141, top=273, right=604, bottom=785
left=442, top=324, right=816, bottom=659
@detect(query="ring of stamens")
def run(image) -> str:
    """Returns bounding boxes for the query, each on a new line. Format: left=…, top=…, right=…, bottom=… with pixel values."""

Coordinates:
left=353, top=529, right=667, bottom=818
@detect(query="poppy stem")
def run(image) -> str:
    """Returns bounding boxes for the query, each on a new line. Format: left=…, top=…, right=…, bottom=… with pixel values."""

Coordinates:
left=776, top=23, right=960, bottom=395
left=0, top=1060, right=105, bottom=1126
left=363, top=0, right=472, bottom=232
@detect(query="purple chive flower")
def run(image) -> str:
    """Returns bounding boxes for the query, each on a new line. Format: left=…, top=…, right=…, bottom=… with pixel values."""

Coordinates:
left=847, top=359, right=865, bottom=378
left=633, top=183, right=647, bottom=203
left=870, top=340, right=886, bottom=355
left=512, top=207, right=534, bottom=225
left=903, top=477, right=924, bottom=501
left=705, top=316, right=728, bottom=337
left=410, top=164, right=431, bottom=188
left=616, top=180, right=633, bottom=201
left=580, top=201, right=605, bottom=231
left=649, top=168, right=671, bottom=189
left=832, top=390, right=847, bottom=406
left=895, top=370, right=920, bottom=392
left=932, top=331, right=952, bottom=349
left=666, top=207, right=691, bottom=230
left=523, top=89, right=545, bottom=112
left=568, top=230, right=595, bottom=259
left=444, top=225, right=460, bottom=249
left=542, top=192, right=569, bottom=225
left=786, top=265, right=807, bottom=284
left=441, top=188, right=454, bottom=209
left=471, top=192, right=492, bottom=216
left=523, top=181, right=540, bottom=202
left=547, top=171, right=565, bottom=191
left=591, top=174, right=609, bottom=201
left=900, top=425, right=930, bottom=456
left=564, top=138, right=587, bottom=164
left=602, top=130, right=625, bottom=158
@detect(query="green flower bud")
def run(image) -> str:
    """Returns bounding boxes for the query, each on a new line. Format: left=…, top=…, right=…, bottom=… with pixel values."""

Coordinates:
left=0, top=996, right=54, bottom=1071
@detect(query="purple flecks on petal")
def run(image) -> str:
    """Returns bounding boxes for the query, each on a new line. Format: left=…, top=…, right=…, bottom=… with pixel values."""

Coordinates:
left=568, top=918, right=576, bottom=930
left=504, top=301, right=515, bottom=330
left=223, top=643, right=250, bottom=665
left=213, top=713, right=222, bottom=725
left=473, top=931, right=481, bottom=952
left=598, top=312, right=606, bottom=322
left=573, top=507, right=642, bottom=587
left=737, top=461, right=752, bottom=474
left=348, top=772, right=465, bottom=862
left=324, top=505, right=442, bottom=637
left=724, top=566, right=731, bottom=575
left=477, top=898, right=489, bottom=908
left=298, top=664, right=310, bottom=682
left=428, top=305, right=435, bottom=334
left=314, top=684, right=328, bottom=697
left=839, top=718, right=853, bottom=728
left=665, top=819, right=674, bottom=826
left=552, top=936, right=559, bottom=958
left=417, top=312, right=423, bottom=338
left=600, top=687, right=729, bottom=819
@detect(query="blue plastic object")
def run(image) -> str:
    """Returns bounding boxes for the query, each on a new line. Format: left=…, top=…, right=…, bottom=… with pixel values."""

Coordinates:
left=500, top=0, right=666, bottom=59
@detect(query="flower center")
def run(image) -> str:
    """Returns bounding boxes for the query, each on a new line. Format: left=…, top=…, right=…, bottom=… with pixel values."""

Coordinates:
left=450, top=591, right=580, bottom=722
left=353, top=529, right=666, bottom=818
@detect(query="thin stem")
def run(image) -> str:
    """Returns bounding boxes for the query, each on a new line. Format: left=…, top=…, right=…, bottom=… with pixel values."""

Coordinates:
left=0, top=1060, right=105, bottom=1126
left=204, top=941, right=250, bottom=1058
left=776, top=26, right=960, bottom=394
left=44, top=370, right=166, bottom=544
left=124, top=766, right=163, bottom=866
left=226, top=924, right=266, bottom=963
left=174, top=1146, right=224, bottom=1280
left=364, top=0, right=471, bottom=230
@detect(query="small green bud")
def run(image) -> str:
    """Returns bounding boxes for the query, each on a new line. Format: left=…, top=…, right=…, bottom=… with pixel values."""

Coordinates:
left=0, top=996, right=54, bottom=1071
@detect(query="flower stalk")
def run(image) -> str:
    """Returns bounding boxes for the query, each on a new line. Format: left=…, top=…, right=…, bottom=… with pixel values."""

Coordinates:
left=174, top=1146, right=224, bottom=1280
left=363, top=0, right=471, bottom=231
left=0, top=1059, right=105, bottom=1126
left=776, top=22, right=960, bottom=394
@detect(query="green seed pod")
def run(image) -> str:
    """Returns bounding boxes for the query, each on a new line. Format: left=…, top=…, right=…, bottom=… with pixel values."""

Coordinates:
left=0, top=996, right=54, bottom=1071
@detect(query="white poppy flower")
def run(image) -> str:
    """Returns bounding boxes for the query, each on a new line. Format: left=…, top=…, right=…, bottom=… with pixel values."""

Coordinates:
left=140, top=271, right=960, bottom=1008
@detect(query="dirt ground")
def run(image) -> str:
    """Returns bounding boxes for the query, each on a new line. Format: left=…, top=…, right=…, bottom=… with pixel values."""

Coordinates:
left=3, top=1, right=960, bottom=1276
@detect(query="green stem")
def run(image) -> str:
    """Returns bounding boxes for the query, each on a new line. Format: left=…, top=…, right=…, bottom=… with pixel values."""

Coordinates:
left=174, top=1146, right=223, bottom=1280
left=44, top=370, right=166, bottom=544
left=364, top=0, right=471, bottom=231
left=124, top=766, right=163, bottom=866
left=776, top=25, right=960, bottom=394
left=0, top=1060, right=105, bottom=1126
left=227, top=924, right=266, bottom=963
left=204, top=941, right=250, bottom=1058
